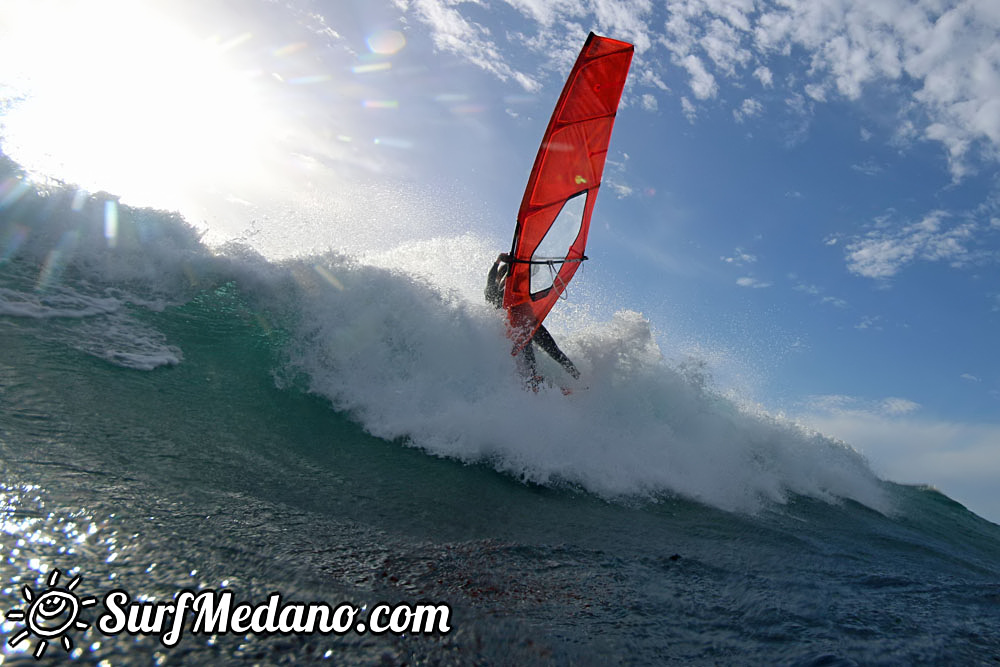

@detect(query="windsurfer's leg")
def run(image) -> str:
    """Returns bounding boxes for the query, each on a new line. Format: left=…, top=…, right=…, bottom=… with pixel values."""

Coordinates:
left=516, top=341, right=543, bottom=390
left=532, top=325, right=581, bottom=379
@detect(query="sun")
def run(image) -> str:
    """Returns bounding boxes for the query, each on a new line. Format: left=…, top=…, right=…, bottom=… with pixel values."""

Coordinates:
left=5, top=568, right=98, bottom=659
left=0, top=0, right=280, bottom=221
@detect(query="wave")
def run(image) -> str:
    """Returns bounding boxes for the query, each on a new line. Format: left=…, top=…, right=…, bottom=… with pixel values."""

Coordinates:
left=0, top=156, right=890, bottom=515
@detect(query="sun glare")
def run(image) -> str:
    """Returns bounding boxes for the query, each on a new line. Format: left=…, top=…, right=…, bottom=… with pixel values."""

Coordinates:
left=0, top=0, right=280, bottom=220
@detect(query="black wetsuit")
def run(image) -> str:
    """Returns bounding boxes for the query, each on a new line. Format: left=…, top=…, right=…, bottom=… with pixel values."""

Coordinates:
left=486, top=258, right=580, bottom=381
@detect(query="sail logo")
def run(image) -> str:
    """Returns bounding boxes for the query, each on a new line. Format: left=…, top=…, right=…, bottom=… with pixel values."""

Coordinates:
left=5, top=566, right=452, bottom=660
left=4, top=569, right=98, bottom=659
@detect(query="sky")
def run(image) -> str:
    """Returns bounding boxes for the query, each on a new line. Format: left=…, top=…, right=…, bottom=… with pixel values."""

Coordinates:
left=1, top=0, right=998, bottom=521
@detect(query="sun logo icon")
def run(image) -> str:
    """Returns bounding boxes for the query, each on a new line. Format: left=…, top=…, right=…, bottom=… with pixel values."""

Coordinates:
left=5, top=568, right=98, bottom=659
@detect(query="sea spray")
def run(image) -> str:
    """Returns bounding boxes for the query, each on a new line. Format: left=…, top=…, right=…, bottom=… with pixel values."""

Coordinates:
left=0, top=163, right=889, bottom=514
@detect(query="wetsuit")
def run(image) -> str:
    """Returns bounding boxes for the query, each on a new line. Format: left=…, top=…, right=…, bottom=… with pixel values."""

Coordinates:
left=486, top=256, right=581, bottom=382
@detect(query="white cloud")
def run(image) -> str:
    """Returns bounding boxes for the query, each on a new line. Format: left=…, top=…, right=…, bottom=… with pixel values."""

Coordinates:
left=721, top=247, right=757, bottom=265
left=851, top=159, right=883, bottom=176
left=394, top=0, right=540, bottom=91
left=749, top=0, right=1000, bottom=178
left=497, top=0, right=654, bottom=52
left=793, top=282, right=849, bottom=308
left=681, top=54, right=719, bottom=99
left=638, top=67, right=671, bottom=92
left=702, top=0, right=755, bottom=33
left=854, top=315, right=883, bottom=331
left=641, top=93, right=658, bottom=111
left=680, top=96, right=697, bottom=123
left=804, top=82, right=828, bottom=102
left=733, top=97, right=763, bottom=123
left=589, top=0, right=656, bottom=52
left=497, top=0, right=580, bottom=26
left=702, top=17, right=751, bottom=76
left=602, top=152, right=634, bottom=198
left=396, top=0, right=1000, bottom=177
left=608, top=182, right=633, bottom=198
left=845, top=210, right=978, bottom=279
left=754, top=65, right=773, bottom=87
left=881, top=397, right=920, bottom=415
left=802, top=394, right=919, bottom=417
left=820, top=295, right=848, bottom=308
left=960, top=373, right=981, bottom=382
left=736, top=276, right=771, bottom=288
left=782, top=92, right=813, bottom=145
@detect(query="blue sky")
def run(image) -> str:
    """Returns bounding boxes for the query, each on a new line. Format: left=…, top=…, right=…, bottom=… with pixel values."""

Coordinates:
left=1, top=0, right=998, bottom=520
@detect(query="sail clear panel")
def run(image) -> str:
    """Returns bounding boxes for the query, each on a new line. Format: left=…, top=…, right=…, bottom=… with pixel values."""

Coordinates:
left=530, top=191, right=587, bottom=295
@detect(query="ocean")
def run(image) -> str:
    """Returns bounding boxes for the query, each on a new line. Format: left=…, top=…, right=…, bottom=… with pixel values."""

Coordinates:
left=2, top=153, right=1000, bottom=665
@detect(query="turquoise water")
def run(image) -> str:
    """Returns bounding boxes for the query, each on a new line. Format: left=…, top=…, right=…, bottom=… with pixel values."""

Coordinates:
left=2, top=157, right=1000, bottom=664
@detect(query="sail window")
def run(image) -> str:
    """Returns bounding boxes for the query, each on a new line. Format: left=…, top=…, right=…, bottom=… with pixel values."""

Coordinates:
left=529, top=191, right=587, bottom=295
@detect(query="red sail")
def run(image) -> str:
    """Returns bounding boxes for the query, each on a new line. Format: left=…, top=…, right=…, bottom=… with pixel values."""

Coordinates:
left=503, top=32, right=633, bottom=353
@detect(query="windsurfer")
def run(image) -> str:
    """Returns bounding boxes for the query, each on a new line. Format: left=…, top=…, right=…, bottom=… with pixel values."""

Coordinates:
left=486, top=254, right=580, bottom=387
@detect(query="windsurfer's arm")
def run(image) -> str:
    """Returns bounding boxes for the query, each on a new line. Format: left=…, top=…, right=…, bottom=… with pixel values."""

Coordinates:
left=485, top=255, right=505, bottom=308
left=532, top=324, right=580, bottom=379
left=485, top=254, right=515, bottom=308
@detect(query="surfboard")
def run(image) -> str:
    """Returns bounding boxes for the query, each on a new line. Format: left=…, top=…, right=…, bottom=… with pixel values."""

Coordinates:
left=502, top=32, right=633, bottom=353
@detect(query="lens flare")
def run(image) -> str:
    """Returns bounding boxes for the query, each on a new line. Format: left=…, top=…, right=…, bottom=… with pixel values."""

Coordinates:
left=366, top=30, right=405, bottom=55
left=272, top=41, right=308, bottom=57
left=104, top=201, right=119, bottom=249
left=352, top=62, right=392, bottom=74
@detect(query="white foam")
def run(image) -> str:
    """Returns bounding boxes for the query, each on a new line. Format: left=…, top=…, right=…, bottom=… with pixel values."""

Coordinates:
left=0, top=285, right=121, bottom=318
left=69, top=312, right=183, bottom=370
left=0, top=286, right=182, bottom=370
left=1, top=178, right=889, bottom=513
left=272, top=238, right=890, bottom=515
